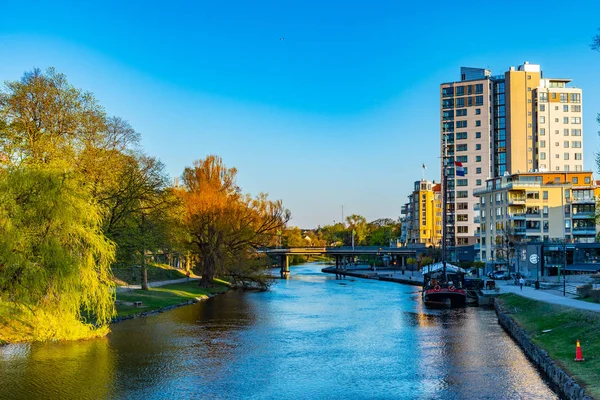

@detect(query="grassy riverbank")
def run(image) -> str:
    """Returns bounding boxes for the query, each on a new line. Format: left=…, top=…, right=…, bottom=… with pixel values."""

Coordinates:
left=112, top=263, right=188, bottom=286
left=498, top=294, right=600, bottom=399
left=115, top=280, right=230, bottom=318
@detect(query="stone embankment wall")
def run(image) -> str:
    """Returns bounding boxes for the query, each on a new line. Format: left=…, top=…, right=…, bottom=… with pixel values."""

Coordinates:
left=494, top=300, right=593, bottom=400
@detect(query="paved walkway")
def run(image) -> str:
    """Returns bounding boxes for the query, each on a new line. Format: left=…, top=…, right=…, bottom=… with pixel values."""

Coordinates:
left=116, top=277, right=200, bottom=292
left=497, top=279, right=600, bottom=312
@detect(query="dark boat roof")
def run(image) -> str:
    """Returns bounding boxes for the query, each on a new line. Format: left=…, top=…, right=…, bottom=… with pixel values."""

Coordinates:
left=421, top=262, right=466, bottom=274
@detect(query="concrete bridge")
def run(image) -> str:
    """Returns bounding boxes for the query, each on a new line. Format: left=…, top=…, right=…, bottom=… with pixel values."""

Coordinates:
left=260, top=246, right=428, bottom=278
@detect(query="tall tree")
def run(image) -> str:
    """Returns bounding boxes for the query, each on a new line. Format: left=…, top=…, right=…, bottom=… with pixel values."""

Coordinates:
left=345, top=214, right=368, bottom=245
left=177, top=156, right=290, bottom=289
left=102, top=155, right=175, bottom=289
left=0, top=165, right=115, bottom=342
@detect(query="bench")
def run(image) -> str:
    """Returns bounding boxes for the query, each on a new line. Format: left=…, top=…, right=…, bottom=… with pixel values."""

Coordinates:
left=133, top=301, right=143, bottom=307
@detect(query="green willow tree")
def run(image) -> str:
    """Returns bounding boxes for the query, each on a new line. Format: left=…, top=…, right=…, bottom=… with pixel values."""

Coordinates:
left=177, top=156, right=290, bottom=289
left=0, top=67, right=164, bottom=340
left=0, top=166, right=115, bottom=342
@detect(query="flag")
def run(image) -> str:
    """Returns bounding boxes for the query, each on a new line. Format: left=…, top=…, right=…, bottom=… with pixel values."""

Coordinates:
left=455, top=161, right=465, bottom=177
left=422, top=163, right=426, bottom=170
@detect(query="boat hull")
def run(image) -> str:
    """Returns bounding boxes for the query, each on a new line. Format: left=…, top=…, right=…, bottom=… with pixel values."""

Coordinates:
left=422, top=288, right=467, bottom=307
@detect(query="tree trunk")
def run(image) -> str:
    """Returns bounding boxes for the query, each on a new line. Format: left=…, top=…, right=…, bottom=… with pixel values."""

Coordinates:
left=141, top=251, right=149, bottom=290
left=140, top=213, right=149, bottom=290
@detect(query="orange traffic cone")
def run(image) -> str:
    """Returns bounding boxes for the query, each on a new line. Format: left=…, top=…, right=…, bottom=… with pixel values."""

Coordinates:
left=574, top=340, right=585, bottom=362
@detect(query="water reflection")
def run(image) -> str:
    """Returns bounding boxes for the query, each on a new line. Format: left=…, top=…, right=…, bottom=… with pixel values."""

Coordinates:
left=0, top=263, right=558, bottom=399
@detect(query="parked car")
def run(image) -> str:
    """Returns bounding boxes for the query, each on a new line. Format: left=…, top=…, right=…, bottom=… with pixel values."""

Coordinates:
left=492, top=271, right=511, bottom=280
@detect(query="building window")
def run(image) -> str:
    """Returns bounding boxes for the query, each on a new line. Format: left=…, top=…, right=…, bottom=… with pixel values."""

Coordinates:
left=575, top=153, right=582, bottom=160
left=571, top=129, right=581, bottom=136
left=475, top=156, right=481, bottom=162
left=540, top=104, right=545, bottom=111
left=457, top=214, right=468, bottom=222
left=475, top=144, right=481, bottom=150
left=457, top=226, right=468, bottom=234
left=476, top=179, right=482, bottom=185
left=457, top=191, right=468, bottom=198
left=540, top=153, right=546, bottom=160
left=540, top=116, right=545, bottom=124
left=543, top=191, right=548, bottom=200
left=564, top=129, right=569, bottom=136
left=564, top=153, right=569, bottom=160
left=540, top=140, right=546, bottom=148
left=563, top=105, right=569, bottom=112
left=456, top=132, right=467, bottom=139
left=456, top=156, right=468, bottom=162
left=456, top=109, right=467, bottom=116
left=475, top=120, right=481, bottom=127
left=585, top=177, right=591, bottom=184
left=456, top=121, right=467, bottom=128
left=560, top=93, right=568, bottom=103
left=476, top=167, right=481, bottom=174
left=456, top=98, right=465, bottom=107
left=475, top=84, right=483, bottom=94
left=564, top=117, right=569, bottom=124
left=564, top=141, right=569, bottom=148
left=570, top=93, right=581, bottom=103
left=571, top=117, right=581, bottom=124
left=572, top=141, right=581, bottom=148
left=475, top=132, right=481, bottom=138
left=571, top=105, right=581, bottom=112
left=456, top=86, right=465, bottom=96
left=456, top=179, right=468, bottom=186
left=475, top=108, right=481, bottom=115
left=572, top=177, right=578, bottom=184
left=475, top=96, right=483, bottom=105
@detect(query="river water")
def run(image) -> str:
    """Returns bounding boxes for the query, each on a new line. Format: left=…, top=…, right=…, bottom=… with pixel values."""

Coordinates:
left=0, top=263, right=558, bottom=399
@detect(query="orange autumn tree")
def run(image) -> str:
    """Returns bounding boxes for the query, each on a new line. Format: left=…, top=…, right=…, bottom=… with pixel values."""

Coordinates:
left=176, top=156, right=290, bottom=289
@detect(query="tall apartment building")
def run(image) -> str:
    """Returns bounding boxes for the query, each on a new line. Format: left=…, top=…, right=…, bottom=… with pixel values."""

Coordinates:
left=400, top=180, right=442, bottom=246
left=474, top=172, right=599, bottom=268
left=440, top=62, right=584, bottom=260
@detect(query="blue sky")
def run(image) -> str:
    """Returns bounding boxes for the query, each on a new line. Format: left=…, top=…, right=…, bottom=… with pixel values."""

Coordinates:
left=1, top=1, right=599, bottom=228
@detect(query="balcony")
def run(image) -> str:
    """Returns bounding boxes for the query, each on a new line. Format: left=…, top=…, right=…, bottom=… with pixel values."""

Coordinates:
left=474, top=203, right=480, bottom=211
left=508, top=197, right=526, bottom=205
left=474, top=216, right=481, bottom=224
left=571, top=211, right=595, bottom=219
left=573, top=228, right=596, bottom=236
left=572, top=197, right=596, bottom=204
left=474, top=231, right=480, bottom=237
left=508, top=213, right=526, bottom=220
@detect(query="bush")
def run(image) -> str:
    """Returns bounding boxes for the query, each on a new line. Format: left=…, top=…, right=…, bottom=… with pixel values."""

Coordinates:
left=590, top=290, right=600, bottom=303
left=577, top=284, right=593, bottom=298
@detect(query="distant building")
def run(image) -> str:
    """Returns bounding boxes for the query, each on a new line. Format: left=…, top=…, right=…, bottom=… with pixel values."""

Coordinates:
left=474, top=171, right=599, bottom=270
left=440, top=62, right=584, bottom=260
left=401, top=180, right=442, bottom=247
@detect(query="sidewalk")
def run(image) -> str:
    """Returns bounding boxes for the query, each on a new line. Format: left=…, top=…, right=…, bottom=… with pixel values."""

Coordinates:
left=498, top=279, right=600, bottom=312
left=116, top=277, right=200, bottom=292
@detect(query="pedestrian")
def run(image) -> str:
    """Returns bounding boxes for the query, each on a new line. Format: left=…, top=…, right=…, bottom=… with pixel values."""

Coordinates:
left=186, top=270, right=190, bottom=283
left=519, top=276, right=525, bottom=291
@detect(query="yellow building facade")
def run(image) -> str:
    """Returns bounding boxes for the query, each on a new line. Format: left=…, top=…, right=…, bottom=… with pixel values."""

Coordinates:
left=401, top=180, right=442, bottom=246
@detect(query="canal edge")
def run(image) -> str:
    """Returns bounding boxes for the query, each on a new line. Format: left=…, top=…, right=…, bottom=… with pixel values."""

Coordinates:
left=494, top=299, right=593, bottom=400
left=111, top=291, right=227, bottom=324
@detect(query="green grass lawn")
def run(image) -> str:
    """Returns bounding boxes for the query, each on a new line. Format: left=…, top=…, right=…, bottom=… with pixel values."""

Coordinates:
left=112, top=263, right=188, bottom=286
left=115, top=280, right=230, bottom=318
left=498, top=294, right=600, bottom=399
